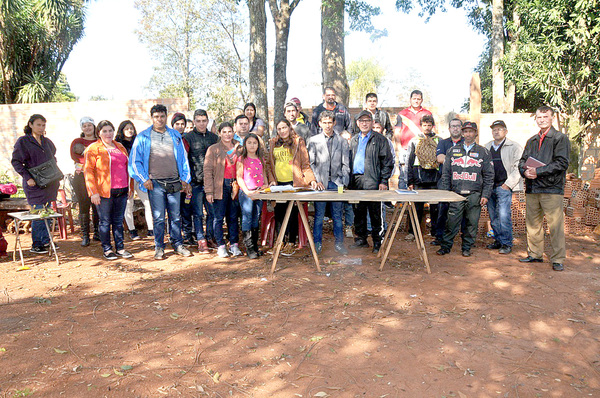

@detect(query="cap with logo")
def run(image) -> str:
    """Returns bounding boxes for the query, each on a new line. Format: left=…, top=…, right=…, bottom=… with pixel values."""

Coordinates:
left=490, top=120, right=507, bottom=129
left=357, top=110, right=373, bottom=121
left=462, top=121, right=478, bottom=131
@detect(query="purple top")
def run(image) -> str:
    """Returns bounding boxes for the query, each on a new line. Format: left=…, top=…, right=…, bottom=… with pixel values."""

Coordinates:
left=11, top=135, right=60, bottom=205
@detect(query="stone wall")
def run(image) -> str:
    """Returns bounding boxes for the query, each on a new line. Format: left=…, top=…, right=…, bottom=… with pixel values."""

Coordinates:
left=0, top=98, right=188, bottom=181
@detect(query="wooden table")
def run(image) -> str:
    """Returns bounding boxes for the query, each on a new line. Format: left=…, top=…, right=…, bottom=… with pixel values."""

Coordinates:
left=252, top=189, right=464, bottom=276
left=8, top=211, right=62, bottom=266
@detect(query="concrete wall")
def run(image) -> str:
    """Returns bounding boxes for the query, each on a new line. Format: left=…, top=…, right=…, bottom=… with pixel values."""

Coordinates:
left=0, top=98, right=188, bottom=182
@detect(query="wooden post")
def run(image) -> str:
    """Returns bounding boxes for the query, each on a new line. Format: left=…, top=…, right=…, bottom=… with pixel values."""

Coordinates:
left=470, top=72, right=482, bottom=143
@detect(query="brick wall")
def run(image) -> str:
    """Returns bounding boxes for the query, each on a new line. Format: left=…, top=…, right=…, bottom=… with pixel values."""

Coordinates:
left=0, top=98, right=188, bottom=181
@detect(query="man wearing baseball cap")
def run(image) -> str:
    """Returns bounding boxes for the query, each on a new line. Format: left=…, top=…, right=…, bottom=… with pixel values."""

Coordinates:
left=437, top=121, right=494, bottom=257
left=484, top=120, right=523, bottom=254
left=289, top=97, right=310, bottom=127
left=349, top=110, right=394, bottom=254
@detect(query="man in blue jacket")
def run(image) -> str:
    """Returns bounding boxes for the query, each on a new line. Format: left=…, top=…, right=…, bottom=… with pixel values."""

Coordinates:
left=129, top=104, right=193, bottom=260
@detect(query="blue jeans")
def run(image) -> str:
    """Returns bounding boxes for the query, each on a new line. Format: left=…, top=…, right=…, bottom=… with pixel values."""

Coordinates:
left=212, top=179, right=239, bottom=245
left=182, top=183, right=211, bottom=240
left=147, top=179, right=184, bottom=250
left=487, top=186, right=513, bottom=247
left=314, top=181, right=344, bottom=244
left=204, top=193, right=215, bottom=240
left=31, top=203, right=50, bottom=248
left=96, top=188, right=128, bottom=253
left=344, top=202, right=354, bottom=227
left=238, top=191, right=262, bottom=231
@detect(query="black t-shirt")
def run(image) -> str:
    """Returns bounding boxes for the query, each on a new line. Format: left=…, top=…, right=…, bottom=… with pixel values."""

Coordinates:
left=490, top=141, right=508, bottom=187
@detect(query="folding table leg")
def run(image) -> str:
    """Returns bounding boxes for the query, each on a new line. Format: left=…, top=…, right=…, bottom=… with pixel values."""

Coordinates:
left=270, top=201, right=294, bottom=276
left=378, top=202, right=401, bottom=258
left=44, top=219, right=59, bottom=265
left=408, top=202, right=431, bottom=274
left=295, top=200, right=321, bottom=272
left=379, top=203, right=408, bottom=271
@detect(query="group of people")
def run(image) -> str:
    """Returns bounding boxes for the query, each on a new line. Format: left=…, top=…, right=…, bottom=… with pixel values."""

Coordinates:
left=10, top=88, right=570, bottom=271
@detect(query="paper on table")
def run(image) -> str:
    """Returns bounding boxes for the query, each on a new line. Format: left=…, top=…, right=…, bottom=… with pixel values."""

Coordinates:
left=395, top=189, right=418, bottom=195
left=295, top=190, right=324, bottom=195
left=524, top=157, right=546, bottom=168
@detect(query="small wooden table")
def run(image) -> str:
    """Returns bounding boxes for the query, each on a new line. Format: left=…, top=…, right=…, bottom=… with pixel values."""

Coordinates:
left=8, top=211, right=62, bottom=266
left=252, top=189, right=464, bottom=276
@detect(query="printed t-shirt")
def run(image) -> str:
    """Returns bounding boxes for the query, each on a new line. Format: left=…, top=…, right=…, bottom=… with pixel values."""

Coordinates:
left=273, top=146, right=293, bottom=182
left=242, top=157, right=264, bottom=190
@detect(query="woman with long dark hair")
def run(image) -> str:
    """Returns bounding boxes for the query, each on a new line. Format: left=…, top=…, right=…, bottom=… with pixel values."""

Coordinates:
left=70, top=116, right=100, bottom=246
left=243, top=102, right=265, bottom=137
left=11, top=114, right=61, bottom=254
left=84, top=120, right=134, bottom=260
left=266, top=119, right=317, bottom=256
left=115, top=120, right=154, bottom=240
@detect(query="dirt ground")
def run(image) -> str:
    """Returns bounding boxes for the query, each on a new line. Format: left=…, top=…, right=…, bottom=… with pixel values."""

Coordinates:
left=1, top=225, right=600, bottom=398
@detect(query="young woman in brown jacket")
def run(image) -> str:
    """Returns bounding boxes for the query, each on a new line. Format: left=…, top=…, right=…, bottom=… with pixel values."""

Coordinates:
left=266, top=119, right=317, bottom=256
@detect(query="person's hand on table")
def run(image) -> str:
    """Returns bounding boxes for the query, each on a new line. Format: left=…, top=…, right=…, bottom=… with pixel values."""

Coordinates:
left=378, top=183, right=388, bottom=190
left=310, top=181, right=318, bottom=190
left=143, top=179, right=153, bottom=190
left=269, top=181, right=277, bottom=187
left=91, top=193, right=101, bottom=205
left=315, top=182, right=325, bottom=191
left=408, top=184, right=414, bottom=190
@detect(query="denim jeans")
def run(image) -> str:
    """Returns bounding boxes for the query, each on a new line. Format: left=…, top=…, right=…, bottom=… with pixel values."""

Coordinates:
left=31, top=203, right=50, bottom=248
left=147, top=179, right=184, bottom=250
left=180, top=191, right=194, bottom=240
left=487, top=186, right=513, bottom=247
left=96, top=188, right=128, bottom=253
left=238, top=191, right=262, bottom=231
left=314, top=181, right=344, bottom=244
left=344, top=202, right=354, bottom=227
left=204, top=193, right=215, bottom=240
left=212, top=179, right=239, bottom=245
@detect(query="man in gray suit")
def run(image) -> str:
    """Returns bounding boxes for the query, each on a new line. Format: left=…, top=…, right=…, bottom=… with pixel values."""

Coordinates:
left=307, top=110, right=350, bottom=255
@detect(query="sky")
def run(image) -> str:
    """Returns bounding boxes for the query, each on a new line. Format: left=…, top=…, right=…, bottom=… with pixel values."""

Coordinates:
left=62, top=0, right=486, bottom=113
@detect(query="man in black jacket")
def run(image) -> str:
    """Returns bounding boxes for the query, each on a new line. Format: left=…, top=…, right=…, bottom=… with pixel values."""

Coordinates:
left=349, top=111, right=394, bottom=253
left=437, top=122, right=494, bottom=257
left=182, top=109, right=219, bottom=253
left=310, top=87, right=352, bottom=136
left=518, top=106, right=570, bottom=271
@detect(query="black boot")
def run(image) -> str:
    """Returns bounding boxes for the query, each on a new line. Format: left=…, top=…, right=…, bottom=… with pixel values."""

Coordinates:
left=251, top=228, right=263, bottom=256
left=244, top=230, right=257, bottom=259
left=92, top=209, right=101, bottom=241
left=80, top=214, right=90, bottom=247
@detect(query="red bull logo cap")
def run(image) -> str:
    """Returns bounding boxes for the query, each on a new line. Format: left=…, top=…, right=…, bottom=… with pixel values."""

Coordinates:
left=462, top=121, right=478, bottom=131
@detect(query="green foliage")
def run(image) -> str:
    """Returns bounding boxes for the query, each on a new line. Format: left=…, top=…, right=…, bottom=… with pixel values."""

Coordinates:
left=504, top=0, right=600, bottom=136
left=135, top=0, right=247, bottom=110
left=345, top=0, right=387, bottom=40
left=0, top=0, right=86, bottom=104
left=347, top=57, right=385, bottom=106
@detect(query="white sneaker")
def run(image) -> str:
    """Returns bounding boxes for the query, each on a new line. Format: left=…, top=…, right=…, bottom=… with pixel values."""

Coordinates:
left=217, top=245, right=229, bottom=258
left=281, top=242, right=296, bottom=257
left=345, top=226, right=354, bottom=238
left=229, top=243, right=243, bottom=256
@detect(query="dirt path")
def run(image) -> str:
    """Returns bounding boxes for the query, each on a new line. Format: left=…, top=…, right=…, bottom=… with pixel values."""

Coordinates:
left=1, top=232, right=599, bottom=397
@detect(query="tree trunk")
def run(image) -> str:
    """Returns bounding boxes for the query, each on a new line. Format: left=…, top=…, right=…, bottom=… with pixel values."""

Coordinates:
left=491, top=0, right=505, bottom=113
left=321, top=0, right=349, bottom=106
left=268, top=0, right=297, bottom=123
left=504, top=8, right=519, bottom=113
left=247, top=0, right=269, bottom=137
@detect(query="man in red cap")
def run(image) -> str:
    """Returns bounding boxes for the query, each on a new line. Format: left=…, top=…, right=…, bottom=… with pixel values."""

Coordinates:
left=437, top=121, right=494, bottom=257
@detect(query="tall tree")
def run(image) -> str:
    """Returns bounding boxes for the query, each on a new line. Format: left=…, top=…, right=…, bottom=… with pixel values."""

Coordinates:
left=347, top=57, right=385, bottom=106
left=0, top=0, right=86, bottom=104
left=268, top=0, right=302, bottom=122
left=396, top=0, right=517, bottom=113
left=136, top=0, right=246, bottom=112
left=504, top=0, right=600, bottom=136
left=247, top=0, right=269, bottom=133
left=320, top=0, right=384, bottom=106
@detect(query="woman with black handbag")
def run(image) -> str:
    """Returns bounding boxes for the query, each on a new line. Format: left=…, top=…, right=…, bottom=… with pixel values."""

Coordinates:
left=11, top=114, right=62, bottom=254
